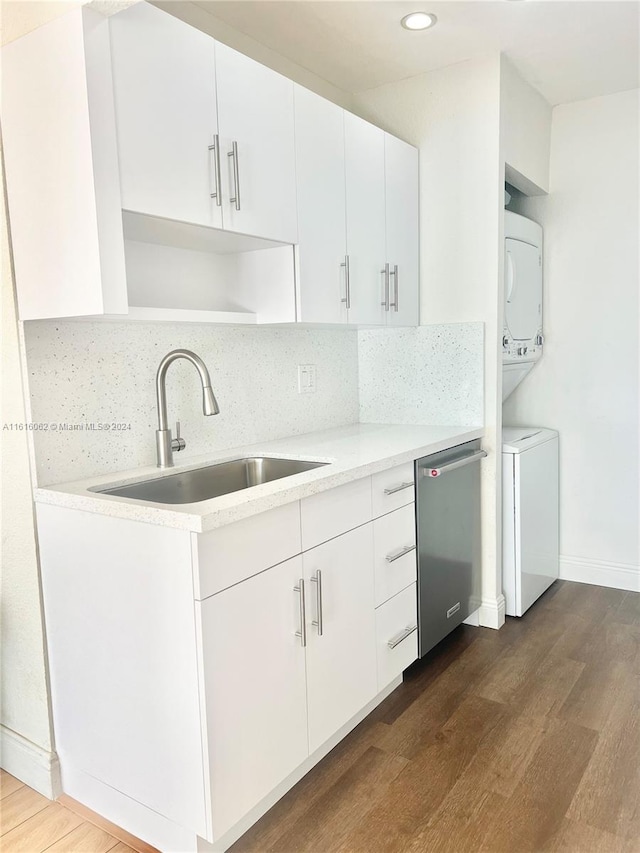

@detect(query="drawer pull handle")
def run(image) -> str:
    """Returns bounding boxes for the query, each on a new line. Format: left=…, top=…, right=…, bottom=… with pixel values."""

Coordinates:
left=388, top=625, right=417, bottom=650
left=381, top=262, right=390, bottom=311
left=310, top=570, right=323, bottom=636
left=386, top=544, right=416, bottom=563
left=208, top=134, right=222, bottom=205
left=389, top=264, right=399, bottom=312
left=340, top=255, right=351, bottom=309
left=383, top=481, right=414, bottom=496
left=228, top=140, right=241, bottom=210
left=294, top=580, right=306, bottom=647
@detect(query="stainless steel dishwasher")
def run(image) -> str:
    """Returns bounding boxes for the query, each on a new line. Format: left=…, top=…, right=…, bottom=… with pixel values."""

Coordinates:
left=415, top=439, right=486, bottom=656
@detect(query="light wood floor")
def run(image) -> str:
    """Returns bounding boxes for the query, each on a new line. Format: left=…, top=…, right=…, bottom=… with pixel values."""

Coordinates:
left=2, top=581, right=638, bottom=853
left=231, top=580, right=640, bottom=853
left=0, top=771, right=138, bottom=853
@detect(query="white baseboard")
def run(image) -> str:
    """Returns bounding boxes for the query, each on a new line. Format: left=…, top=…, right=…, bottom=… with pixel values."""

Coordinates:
left=463, top=608, right=480, bottom=627
left=0, top=725, right=61, bottom=799
left=478, top=594, right=506, bottom=630
left=560, top=555, right=640, bottom=593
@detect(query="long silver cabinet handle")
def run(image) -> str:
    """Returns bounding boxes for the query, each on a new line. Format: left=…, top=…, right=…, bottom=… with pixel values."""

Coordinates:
left=386, top=544, right=416, bottom=563
left=383, top=481, right=414, bottom=496
left=422, top=450, right=487, bottom=479
left=340, top=255, right=351, bottom=309
left=294, top=580, right=306, bottom=647
left=388, top=625, right=418, bottom=650
left=310, top=570, right=323, bottom=636
left=381, top=262, right=390, bottom=310
left=389, top=264, right=399, bottom=312
left=228, top=141, right=241, bottom=211
left=208, top=135, right=222, bottom=206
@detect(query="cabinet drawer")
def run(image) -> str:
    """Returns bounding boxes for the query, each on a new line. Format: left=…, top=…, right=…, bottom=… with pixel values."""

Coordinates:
left=371, top=463, right=415, bottom=517
left=194, top=502, right=301, bottom=599
left=300, top=477, right=371, bottom=550
left=373, top=504, right=417, bottom=607
left=375, top=583, right=418, bottom=690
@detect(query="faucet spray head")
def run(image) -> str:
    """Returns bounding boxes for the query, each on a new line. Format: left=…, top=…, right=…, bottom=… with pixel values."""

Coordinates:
left=203, top=386, right=220, bottom=416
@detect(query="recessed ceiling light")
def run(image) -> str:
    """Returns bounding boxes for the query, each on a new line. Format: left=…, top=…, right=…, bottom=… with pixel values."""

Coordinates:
left=401, top=12, right=437, bottom=31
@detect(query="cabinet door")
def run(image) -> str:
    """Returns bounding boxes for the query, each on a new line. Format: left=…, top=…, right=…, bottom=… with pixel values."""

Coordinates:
left=344, top=112, right=386, bottom=325
left=215, top=43, right=297, bottom=244
left=294, top=86, right=347, bottom=323
left=199, top=556, right=308, bottom=840
left=109, top=3, right=221, bottom=228
left=303, top=525, right=377, bottom=753
left=384, top=134, right=419, bottom=327
left=2, top=9, right=127, bottom=319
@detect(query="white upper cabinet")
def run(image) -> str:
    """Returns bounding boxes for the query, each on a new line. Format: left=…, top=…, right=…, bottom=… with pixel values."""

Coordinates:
left=109, top=3, right=221, bottom=229
left=2, top=8, right=127, bottom=320
left=296, top=98, right=419, bottom=327
left=294, top=86, right=347, bottom=324
left=215, top=43, right=298, bottom=245
left=344, top=112, right=387, bottom=325
left=110, top=5, right=297, bottom=244
left=3, top=2, right=417, bottom=325
left=384, top=134, right=420, bottom=327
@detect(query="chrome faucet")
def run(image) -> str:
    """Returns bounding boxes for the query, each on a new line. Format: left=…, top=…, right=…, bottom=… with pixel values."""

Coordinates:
left=155, top=349, right=219, bottom=468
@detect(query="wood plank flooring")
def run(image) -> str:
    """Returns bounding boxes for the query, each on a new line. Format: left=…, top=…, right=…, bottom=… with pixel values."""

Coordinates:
left=231, top=581, right=640, bottom=853
left=2, top=581, right=638, bottom=852
left=0, top=771, right=138, bottom=853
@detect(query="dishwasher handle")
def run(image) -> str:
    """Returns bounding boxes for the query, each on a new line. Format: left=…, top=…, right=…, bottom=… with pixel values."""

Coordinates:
left=421, top=449, right=487, bottom=479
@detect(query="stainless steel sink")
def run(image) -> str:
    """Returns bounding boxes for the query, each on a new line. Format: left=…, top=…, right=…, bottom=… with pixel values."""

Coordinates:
left=94, top=457, right=328, bottom=504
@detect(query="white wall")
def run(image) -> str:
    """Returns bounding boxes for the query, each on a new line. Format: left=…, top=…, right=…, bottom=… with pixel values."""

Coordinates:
left=504, top=89, right=640, bottom=591
left=1, top=159, right=57, bottom=794
left=353, top=57, right=505, bottom=628
left=500, top=56, right=552, bottom=195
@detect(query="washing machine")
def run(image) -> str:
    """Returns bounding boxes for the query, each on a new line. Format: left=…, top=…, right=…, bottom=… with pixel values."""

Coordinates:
left=502, top=428, right=559, bottom=616
left=503, top=211, right=543, bottom=401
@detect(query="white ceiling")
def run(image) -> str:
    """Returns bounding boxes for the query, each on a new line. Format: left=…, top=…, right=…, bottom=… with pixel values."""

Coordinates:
left=191, top=0, right=640, bottom=105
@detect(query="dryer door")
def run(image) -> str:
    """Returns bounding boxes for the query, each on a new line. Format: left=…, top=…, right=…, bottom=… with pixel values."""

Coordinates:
left=505, top=238, right=542, bottom=341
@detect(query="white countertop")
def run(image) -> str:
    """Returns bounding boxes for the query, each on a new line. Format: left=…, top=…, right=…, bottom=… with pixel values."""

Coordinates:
left=34, top=423, right=484, bottom=532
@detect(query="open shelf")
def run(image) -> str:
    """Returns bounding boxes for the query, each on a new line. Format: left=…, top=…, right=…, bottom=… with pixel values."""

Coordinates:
left=120, top=210, right=297, bottom=325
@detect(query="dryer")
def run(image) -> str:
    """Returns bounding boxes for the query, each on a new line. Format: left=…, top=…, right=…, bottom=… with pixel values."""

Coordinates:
left=503, top=211, right=543, bottom=401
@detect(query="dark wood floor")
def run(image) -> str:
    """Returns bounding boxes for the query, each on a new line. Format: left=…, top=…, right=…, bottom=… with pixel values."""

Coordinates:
left=231, top=581, right=640, bottom=853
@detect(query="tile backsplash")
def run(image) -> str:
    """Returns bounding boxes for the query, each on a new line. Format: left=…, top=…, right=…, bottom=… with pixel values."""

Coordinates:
left=23, top=320, right=484, bottom=486
left=24, top=322, right=360, bottom=485
left=358, top=324, right=484, bottom=426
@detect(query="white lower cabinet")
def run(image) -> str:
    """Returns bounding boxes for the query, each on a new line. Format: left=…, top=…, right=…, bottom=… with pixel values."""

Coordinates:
left=303, top=524, right=378, bottom=753
left=36, top=466, right=420, bottom=852
left=198, top=521, right=379, bottom=839
left=373, top=503, right=417, bottom=607
left=198, top=555, right=309, bottom=840
left=375, top=583, right=419, bottom=690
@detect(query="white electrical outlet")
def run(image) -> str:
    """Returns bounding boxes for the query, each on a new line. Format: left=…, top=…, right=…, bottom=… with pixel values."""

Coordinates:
left=297, top=364, right=317, bottom=394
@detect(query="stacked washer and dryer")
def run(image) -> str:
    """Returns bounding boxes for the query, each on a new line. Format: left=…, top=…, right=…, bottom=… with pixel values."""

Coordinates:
left=502, top=209, right=559, bottom=617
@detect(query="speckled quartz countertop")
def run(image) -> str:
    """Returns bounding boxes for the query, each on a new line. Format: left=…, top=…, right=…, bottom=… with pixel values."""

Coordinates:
left=34, top=423, right=484, bottom=532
